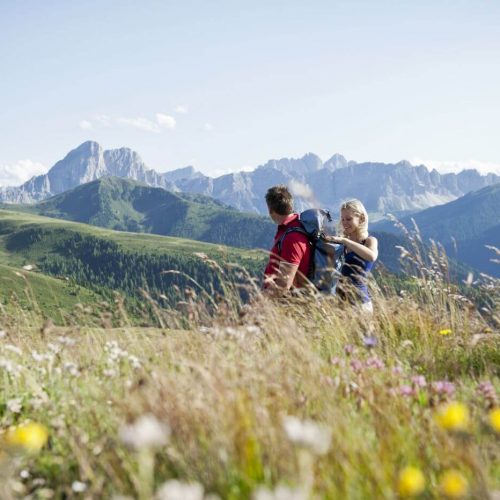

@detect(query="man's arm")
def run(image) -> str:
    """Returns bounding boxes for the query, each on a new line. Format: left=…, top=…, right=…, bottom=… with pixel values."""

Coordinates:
left=275, top=261, right=299, bottom=289
left=263, top=261, right=299, bottom=296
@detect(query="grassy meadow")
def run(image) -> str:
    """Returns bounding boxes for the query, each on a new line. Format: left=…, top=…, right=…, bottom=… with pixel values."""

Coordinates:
left=0, top=215, right=498, bottom=499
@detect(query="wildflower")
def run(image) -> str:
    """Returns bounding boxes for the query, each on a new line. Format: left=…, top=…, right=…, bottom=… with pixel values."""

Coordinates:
left=56, top=335, right=76, bottom=346
left=22, top=264, right=34, bottom=271
left=282, top=416, right=331, bottom=455
left=365, top=356, right=384, bottom=369
left=64, top=362, right=80, bottom=377
left=401, top=340, right=414, bottom=349
left=0, top=357, right=22, bottom=377
left=397, top=466, right=425, bottom=497
left=489, top=408, right=500, bottom=433
left=253, top=485, right=306, bottom=500
left=350, top=359, right=363, bottom=372
left=72, top=481, right=88, bottom=493
left=363, top=336, right=378, bottom=349
left=155, top=480, right=204, bottom=500
left=4, top=344, right=22, bottom=356
left=476, top=381, right=498, bottom=407
left=439, top=470, right=468, bottom=498
left=392, top=366, right=404, bottom=375
left=400, top=385, right=415, bottom=397
left=411, top=375, right=426, bottom=388
left=119, top=414, right=170, bottom=450
left=432, top=381, right=456, bottom=397
left=344, top=344, right=354, bottom=355
left=435, top=402, right=470, bottom=431
left=6, top=398, right=22, bottom=413
left=5, top=422, right=49, bottom=452
left=439, top=329, right=452, bottom=336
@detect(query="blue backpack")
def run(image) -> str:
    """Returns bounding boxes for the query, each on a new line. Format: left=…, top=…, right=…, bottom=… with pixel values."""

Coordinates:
left=276, top=209, right=344, bottom=293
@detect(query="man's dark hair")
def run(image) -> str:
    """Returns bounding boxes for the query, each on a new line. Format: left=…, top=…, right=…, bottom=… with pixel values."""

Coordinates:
left=265, top=185, right=294, bottom=215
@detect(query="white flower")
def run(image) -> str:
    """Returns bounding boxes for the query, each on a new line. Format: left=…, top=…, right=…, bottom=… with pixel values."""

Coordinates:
left=4, top=344, right=22, bottom=356
left=7, top=398, right=22, bottom=413
left=282, top=416, right=332, bottom=455
left=119, top=414, right=170, bottom=450
left=72, top=481, right=87, bottom=493
left=64, top=362, right=80, bottom=376
left=22, top=264, right=34, bottom=271
left=47, top=343, right=61, bottom=354
left=253, top=485, right=306, bottom=500
left=128, top=355, right=141, bottom=369
left=0, top=357, right=22, bottom=377
left=56, top=336, right=76, bottom=346
left=155, top=480, right=204, bottom=500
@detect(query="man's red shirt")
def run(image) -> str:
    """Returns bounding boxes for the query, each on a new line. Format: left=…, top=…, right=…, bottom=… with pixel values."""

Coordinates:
left=264, top=213, right=312, bottom=288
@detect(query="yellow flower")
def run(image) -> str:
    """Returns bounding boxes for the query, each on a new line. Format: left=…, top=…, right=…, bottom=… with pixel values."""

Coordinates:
left=489, top=408, right=500, bottom=433
left=435, top=402, right=470, bottom=431
left=439, top=329, right=452, bottom=336
left=439, top=470, right=468, bottom=498
left=398, top=466, right=425, bottom=497
left=5, top=422, right=48, bottom=452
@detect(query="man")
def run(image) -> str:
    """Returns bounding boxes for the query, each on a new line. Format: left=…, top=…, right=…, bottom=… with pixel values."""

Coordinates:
left=263, top=185, right=312, bottom=292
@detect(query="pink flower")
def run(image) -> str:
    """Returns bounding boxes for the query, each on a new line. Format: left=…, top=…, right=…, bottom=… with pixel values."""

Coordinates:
left=365, top=356, right=385, bottom=369
left=344, top=344, right=354, bottom=355
left=432, top=381, right=456, bottom=396
left=411, top=375, right=427, bottom=388
left=350, top=359, right=363, bottom=372
left=400, top=385, right=415, bottom=397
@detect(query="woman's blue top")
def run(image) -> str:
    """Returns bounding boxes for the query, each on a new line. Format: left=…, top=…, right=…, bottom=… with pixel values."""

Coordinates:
left=338, top=239, right=374, bottom=303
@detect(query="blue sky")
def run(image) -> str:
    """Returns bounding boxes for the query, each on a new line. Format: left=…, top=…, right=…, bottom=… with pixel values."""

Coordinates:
left=1, top=0, right=499, bottom=185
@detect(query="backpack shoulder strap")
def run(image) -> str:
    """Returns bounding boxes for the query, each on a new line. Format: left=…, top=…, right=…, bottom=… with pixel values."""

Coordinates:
left=276, top=226, right=309, bottom=255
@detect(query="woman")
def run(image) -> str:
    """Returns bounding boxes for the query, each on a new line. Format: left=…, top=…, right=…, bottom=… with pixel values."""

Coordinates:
left=328, top=199, right=378, bottom=313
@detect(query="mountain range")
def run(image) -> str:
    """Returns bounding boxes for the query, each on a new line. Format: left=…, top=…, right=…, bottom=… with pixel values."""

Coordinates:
left=1, top=176, right=406, bottom=273
left=1, top=141, right=498, bottom=216
left=373, top=183, right=500, bottom=276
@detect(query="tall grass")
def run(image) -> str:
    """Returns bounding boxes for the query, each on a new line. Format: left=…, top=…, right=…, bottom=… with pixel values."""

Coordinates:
left=0, top=239, right=498, bottom=499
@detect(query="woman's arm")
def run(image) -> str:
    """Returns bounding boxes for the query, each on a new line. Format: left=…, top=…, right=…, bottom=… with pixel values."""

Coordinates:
left=328, top=236, right=378, bottom=262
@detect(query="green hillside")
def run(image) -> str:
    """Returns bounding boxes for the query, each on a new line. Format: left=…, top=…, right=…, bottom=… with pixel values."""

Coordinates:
left=0, top=210, right=265, bottom=321
left=0, top=262, right=100, bottom=324
left=373, top=183, right=500, bottom=276
left=2, top=177, right=275, bottom=249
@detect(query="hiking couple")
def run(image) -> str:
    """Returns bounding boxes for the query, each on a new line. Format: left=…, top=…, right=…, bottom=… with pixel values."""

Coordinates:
left=263, top=185, right=378, bottom=313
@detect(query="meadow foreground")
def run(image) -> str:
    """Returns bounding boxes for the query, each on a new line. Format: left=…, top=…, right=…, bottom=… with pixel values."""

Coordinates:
left=0, top=266, right=499, bottom=499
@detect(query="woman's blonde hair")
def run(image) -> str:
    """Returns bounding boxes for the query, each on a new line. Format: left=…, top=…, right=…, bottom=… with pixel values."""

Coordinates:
left=339, top=199, right=369, bottom=240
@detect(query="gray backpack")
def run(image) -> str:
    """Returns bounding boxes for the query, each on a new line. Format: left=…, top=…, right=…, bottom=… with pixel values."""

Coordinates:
left=277, top=209, right=344, bottom=293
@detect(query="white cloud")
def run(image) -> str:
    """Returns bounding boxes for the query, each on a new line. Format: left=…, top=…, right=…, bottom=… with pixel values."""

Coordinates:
left=289, top=179, right=315, bottom=200
left=79, top=120, right=93, bottom=130
left=156, top=113, right=176, bottom=129
left=91, top=113, right=177, bottom=133
left=95, top=114, right=112, bottom=127
left=204, top=122, right=213, bottom=132
left=175, top=105, right=188, bottom=114
left=411, top=157, right=500, bottom=175
left=0, top=160, right=47, bottom=187
left=116, top=116, right=161, bottom=133
left=210, top=164, right=256, bottom=177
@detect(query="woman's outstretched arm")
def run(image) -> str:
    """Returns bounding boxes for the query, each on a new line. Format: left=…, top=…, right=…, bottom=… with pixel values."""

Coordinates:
left=328, top=235, right=378, bottom=262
